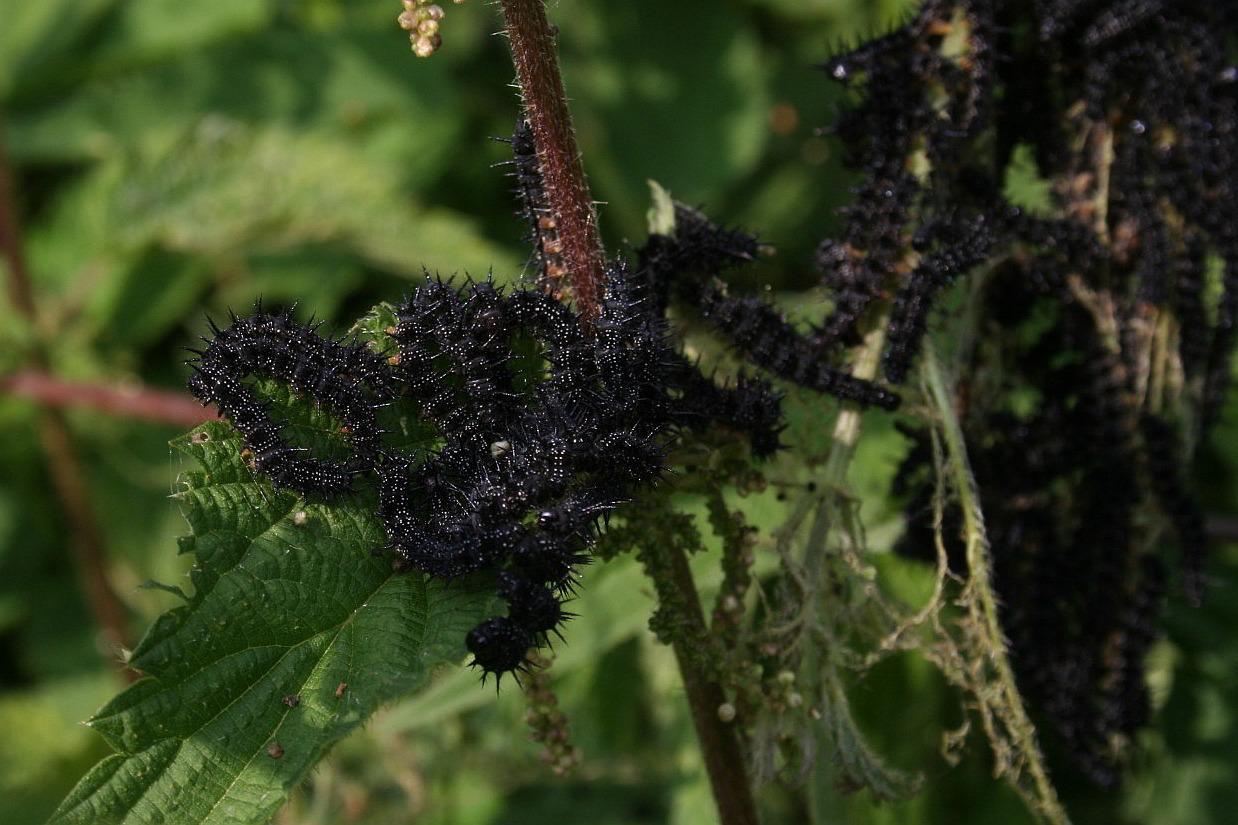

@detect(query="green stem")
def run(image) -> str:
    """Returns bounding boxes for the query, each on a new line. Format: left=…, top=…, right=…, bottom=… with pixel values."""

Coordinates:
left=662, top=542, right=761, bottom=825
left=822, top=306, right=890, bottom=481
left=921, top=342, right=1070, bottom=825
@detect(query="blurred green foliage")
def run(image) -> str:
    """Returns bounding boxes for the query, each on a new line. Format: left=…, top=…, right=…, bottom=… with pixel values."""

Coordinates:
left=2, top=0, right=1237, bottom=823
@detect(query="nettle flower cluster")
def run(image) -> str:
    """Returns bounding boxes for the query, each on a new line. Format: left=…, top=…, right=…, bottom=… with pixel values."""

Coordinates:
left=398, top=1, right=448, bottom=58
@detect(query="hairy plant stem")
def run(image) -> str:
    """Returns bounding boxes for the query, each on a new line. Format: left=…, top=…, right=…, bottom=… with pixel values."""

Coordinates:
left=0, top=120, right=137, bottom=678
left=921, top=342, right=1069, bottom=825
left=499, top=0, right=604, bottom=321
left=496, top=4, right=755, bottom=820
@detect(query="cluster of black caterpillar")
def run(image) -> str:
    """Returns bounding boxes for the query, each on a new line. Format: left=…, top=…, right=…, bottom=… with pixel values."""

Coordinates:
left=823, top=0, right=1236, bottom=785
left=187, top=264, right=793, bottom=680
left=184, top=100, right=921, bottom=681
left=184, top=2, right=1236, bottom=770
left=891, top=295, right=1210, bottom=786
left=634, top=202, right=903, bottom=411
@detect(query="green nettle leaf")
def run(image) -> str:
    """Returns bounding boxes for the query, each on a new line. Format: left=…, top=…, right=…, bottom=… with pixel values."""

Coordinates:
left=50, top=420, right=493, bottom=825
left=94, top=0, right=274, bottom=67
left=0, top=0, right=114, bottom=101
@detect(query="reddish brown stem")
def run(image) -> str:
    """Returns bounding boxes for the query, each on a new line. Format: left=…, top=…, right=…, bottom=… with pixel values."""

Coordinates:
left=500, top=0, right=605, bottom=321
left=2, top=370, right=220, bottom=428
left=495, top=7, right=756, bottom=820
left=0, top=119, right=137, bottom=679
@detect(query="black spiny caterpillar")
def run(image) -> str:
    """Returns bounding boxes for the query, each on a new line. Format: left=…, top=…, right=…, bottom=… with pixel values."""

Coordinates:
left=186, top=117, right=916, bottom=681
left=187, top=266, right=785, bottom=681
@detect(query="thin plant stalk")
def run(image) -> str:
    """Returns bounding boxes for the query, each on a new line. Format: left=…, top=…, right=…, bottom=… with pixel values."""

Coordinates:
left=0, top=119, right=137, bottom=677
left=921, top=341, right=1069, bottom=825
